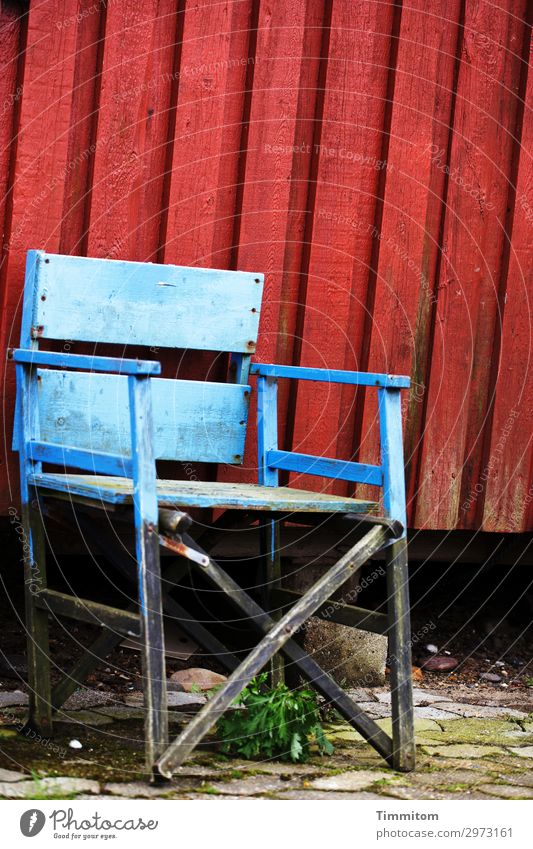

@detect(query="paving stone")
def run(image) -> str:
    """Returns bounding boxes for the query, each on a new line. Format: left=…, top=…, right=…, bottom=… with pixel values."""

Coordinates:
left=224, top=760, right=326, bottom=777
left=0, top=776, right=100, bottom=798
left=279, top=790, right=385, bottom=800
left=375, top=688, right=452, bottom=706
left=424, top=718, right=529, bottom=745
left=507, top=746, right=533, bottom=758
left=92, top=707, right=145, bottom=721
left=345, top=688, right=379, bottom=703
left=63, top=690, right=117, bottom=711
left=421, top=744, right=507, bottom=759
left=330, top=717, right=442, bottom=744
left=0, top=768, right=28, bottom=782
left=349, top=701, right=391, bottom=718
left=0, top=691, right=28, bottom=708
left=169, top=764, right=227, bottom=778
left=209, top=775, right=302, bottom=796
left=124, top=691, right=206, bottom=710
left=310, top=770, right=400, bottom=792
left=183, top=794, right=257, bottom=800
left=431, top=702, right=527, bottom=720
left=414, top=706, right=460, bottom=720
left=381, top=784, right=488, bottom=800
left=488, top=770, right=533, bottom=787
left=103, top=781, right=196, bottom=798
left=53, top=710, right=114, bottom=727
left=408, top=769, right=484, bottom=788
left=478, top=784, right=533, bottom=799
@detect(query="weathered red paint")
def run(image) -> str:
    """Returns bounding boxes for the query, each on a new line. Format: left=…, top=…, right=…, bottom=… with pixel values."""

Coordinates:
left=0, top=0, right=530, bottom=531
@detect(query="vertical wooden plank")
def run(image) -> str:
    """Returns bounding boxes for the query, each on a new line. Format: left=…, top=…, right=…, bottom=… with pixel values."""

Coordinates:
left=128, top=374, right=168, bottom=773
left=161, top=0, right=253, bottom=269
left=416, top=0, right=527, bottom=529
left=160, top=0, right=254, bottom=400
left=290, top=0, right=397, bottom=494
left=256, top=374, right=283, bottom=683
left=378, top=388, right=407, bottom=535
left=16, top=358, right=52, bottom=735
left=386, top=538, right=415, bottom=772
left=257, top=376, right=279, bottom=487
left=0, top=4, right=24, bottom=262
left=482, top=35, right=533, bottom=532
left=87, top=0, right=179, bottom=261
left=0, top=0, right=82, bottom=514
left=354, top=0, right=462, bottom=514
left=59, top=0, right=106, bottom=255
left=217, top=0, right=326, bottom=484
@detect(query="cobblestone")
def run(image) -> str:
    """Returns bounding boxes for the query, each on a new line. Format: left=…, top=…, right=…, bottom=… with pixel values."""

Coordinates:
left=1, top=687, right=532, bottom=800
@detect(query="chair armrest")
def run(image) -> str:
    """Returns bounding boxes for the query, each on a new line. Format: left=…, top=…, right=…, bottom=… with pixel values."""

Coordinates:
left=12, top=349, right=161, bottom=376
left=250, top=362, right=409, bottom=389
left=253, top=362, right=408, bottom=537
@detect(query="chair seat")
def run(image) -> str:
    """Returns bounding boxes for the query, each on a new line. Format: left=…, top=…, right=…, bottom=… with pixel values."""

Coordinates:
left=29, top=472, right=377, bottom=513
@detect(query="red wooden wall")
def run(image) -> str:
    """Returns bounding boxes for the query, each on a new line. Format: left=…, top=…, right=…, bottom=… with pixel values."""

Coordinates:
left=0, top=0, right=531, bottom=532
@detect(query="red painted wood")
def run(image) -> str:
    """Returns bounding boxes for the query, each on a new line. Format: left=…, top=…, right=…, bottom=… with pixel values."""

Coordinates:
left=0, top=0, right=530, bottom=531
left=162, top=0, right=253, bottom=271
left=0, top=0, right=81, bottom=513
left=87, top=0, right=178, bottom=262
left=482, top=37, right=533, bottom=532
left=415, top=0, right=527, bottom=529
left=0, top=6, right=23, bottom=263
left=355, top=0, right=462, bottom=517
left=220, top=0, right=326, bottom=483
left=58, top=0, right=105, bottom=256
left=290, top=0, right=396, bottom=495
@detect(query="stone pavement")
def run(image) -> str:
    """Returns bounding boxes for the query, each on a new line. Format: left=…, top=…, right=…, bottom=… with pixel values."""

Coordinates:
left=1, top=685, right=532, bottom=800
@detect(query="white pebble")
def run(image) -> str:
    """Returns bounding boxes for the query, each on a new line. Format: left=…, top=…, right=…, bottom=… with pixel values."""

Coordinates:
left=69, top=739, right=83, bottom=750
left=425, top=644, right=438, bottom=654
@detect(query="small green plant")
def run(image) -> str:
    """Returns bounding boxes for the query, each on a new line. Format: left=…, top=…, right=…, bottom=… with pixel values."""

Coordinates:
left=216, top=674, right=333, bottom=763
left=525, top=677, right=533, bottom=688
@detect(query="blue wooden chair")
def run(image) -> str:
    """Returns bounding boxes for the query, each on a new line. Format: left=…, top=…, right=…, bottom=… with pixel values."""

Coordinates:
left=13, top=250, right=415, bottom=779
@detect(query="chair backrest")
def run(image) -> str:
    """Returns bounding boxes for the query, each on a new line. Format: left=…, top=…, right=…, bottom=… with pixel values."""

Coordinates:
left=19, top=251, right=264, bottom=465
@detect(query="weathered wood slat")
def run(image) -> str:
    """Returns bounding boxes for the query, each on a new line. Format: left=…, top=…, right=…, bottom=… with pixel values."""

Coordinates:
left=267, top=449, right=383, bottom=486
left=29, top=474, right=377, bottom=513
left=30, top=251, right=263, bottom=353
left=34, top=589, right=141, bottom=635
left=28, top=442, right=133, bottom=477
left=129, top=373, right=169, bottom=771
left=36, top=370, right=250, bottom=464
left=271, top=588, right=389, bottom=635
left=252, top=363, right=410, bottom=389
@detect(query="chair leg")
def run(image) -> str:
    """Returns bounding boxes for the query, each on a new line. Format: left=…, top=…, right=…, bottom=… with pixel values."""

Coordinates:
left=22, top=494, right=52, bottom=736
left=156, top=524, right=390, bottom=777
left=386, top=538, right=415, bottom=772
left=259, top=515, right=284, bottom=685
left=135, top=518, right=169, bottom=776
